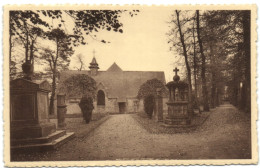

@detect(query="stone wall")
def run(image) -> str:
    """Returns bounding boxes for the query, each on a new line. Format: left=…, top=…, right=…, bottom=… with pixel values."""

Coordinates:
left=125, top=98, right=139, bottom=113
left=63, top=96, right=169, bottom=115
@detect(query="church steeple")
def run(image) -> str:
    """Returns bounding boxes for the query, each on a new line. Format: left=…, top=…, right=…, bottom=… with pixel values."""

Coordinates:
left=89, top=50, right=99, bottom=76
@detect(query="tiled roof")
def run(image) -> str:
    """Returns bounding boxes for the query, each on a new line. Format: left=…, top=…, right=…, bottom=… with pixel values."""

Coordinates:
left=107, top=62, right=123, bottom=72
left=59, top=64, right=166, bottom=100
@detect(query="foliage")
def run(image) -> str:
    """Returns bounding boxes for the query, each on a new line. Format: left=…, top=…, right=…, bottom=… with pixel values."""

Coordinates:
left=168, top=10, right=202, bottom=112
left=9, top=10, right=139, bottom=79
left=9, top=11, right=49, bottom=63
left=40, top=28, right=75, bottom=114
left=58, top=74, right=97, bottom=99
left=65, top=10, right=139, bottom=43
left=144, top=95, right=155, bottom=119
left=79, top=95, right=94, bottom=124
left=137, top=78, right=168, bottom=99
left=138, top=78, right=167, bottom=119
left=43, top=28, right=74, bottom=71
left=202, top=10, right=251, bottom=111
left=168, top=10, right=251, bottom=112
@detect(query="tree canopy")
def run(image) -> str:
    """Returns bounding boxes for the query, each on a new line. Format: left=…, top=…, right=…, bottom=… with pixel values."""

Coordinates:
left=137, top=78, right=168, bottom=99
left=168, top=10, right=251, bottom=112
left=9, top=9, right=139, bottom=79
left=58, top=74, right=97, bottom=99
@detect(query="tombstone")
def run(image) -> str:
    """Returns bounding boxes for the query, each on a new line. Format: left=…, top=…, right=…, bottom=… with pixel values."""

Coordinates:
left=10, top=78, right=75, bottom=152
left=57, top=94, right=67, bottom=129
left=163, top=67, right=191, bottom=127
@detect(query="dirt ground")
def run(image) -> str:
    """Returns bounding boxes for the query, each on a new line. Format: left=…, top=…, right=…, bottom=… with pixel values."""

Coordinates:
left=12, top=104, right=251, bottom=161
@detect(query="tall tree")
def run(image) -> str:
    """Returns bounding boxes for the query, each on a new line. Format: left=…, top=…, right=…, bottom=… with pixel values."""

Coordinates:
left=43, top=28, right=74, bottom=114
left=196, top=10, right=210, bottom=111
left=9, top=11, right=52, bottom=63
left=175, top=10, right=193, bottom=112
left=191, top=17, right=198, bottom=101
left=203, top=10, right=251, bottom=112
left=242, top=11, right=251, bottom=113
left=168, top=10, right=194, bottom=114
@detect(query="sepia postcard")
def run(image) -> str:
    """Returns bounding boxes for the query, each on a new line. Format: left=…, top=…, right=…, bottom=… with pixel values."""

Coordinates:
left=3, top=4, right=258, bottom=167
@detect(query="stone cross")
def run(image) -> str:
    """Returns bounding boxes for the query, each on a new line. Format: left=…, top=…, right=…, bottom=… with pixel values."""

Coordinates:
left=173, top=67, right=179, bottom=75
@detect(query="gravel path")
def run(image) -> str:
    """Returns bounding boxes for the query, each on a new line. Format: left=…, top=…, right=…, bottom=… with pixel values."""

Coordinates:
left=12, top=104, right=251, bottom=161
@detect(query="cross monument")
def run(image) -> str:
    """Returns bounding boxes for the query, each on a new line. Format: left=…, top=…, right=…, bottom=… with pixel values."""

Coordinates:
left=173, top=67, right=179, bottom=75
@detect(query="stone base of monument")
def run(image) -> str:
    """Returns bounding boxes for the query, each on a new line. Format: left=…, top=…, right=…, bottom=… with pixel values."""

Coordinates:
left=11, top=123, right=56, bottom=139
left=162, top=117, right=192, bottom=128
left=11, top=130, right=75, bottom=153
left=10, top=78, right=75, bottom=153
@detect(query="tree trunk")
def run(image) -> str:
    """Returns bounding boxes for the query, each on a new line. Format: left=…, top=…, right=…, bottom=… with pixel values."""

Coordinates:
left=242, top=11, right=251, bottom=113
left=176, top=10, right=193, bottom=115
left=49, top=39, right=59, bottom=115
left=29, top=40, right=34, bottom=64
left=9, top=30, right=12, bottom=64
left=192, top=19, right=198, bottom=106
left=209, top=42, right=216, bottom=108
left=49, top=71, right=56, bottom=115
left=196, top=10, right=209, bottom=112
left=211, top=73, right=216, bottom=108
left=24, top=21, right=29, bottom=61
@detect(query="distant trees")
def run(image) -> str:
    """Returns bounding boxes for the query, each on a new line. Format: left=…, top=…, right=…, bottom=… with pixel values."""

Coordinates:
left=74, top=54, right=85, bottom=71
left=168, top=10, right=251, bottom=112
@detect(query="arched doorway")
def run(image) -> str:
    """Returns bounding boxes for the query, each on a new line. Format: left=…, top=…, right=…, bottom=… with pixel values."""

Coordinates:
left=97, top=90, right=105, bottom=105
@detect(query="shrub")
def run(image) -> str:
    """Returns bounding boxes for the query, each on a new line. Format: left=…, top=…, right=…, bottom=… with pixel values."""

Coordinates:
left=79, top=95, right=94, bottom=124
left=137, top=78, right=167, bottom=119
left=144, top=95, right=155, bottom=119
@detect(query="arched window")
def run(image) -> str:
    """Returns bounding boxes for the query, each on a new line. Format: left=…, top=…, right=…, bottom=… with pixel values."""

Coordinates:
left=97, top=90, right=105, bottom=105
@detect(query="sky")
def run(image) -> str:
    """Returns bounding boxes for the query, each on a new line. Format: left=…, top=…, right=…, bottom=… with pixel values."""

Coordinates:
left=12, top=8, right=188, bottom=82
left=66, top=8, right=184, bottom=82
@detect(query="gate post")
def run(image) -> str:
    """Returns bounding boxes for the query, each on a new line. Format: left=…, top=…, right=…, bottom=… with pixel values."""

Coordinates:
left=156, top=88, right=163, bottom=122
left=57, top=94, right=67, bottom=129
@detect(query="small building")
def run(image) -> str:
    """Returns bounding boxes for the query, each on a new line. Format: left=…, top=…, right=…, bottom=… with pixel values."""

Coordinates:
left=58, top=57, right=168, bottom=114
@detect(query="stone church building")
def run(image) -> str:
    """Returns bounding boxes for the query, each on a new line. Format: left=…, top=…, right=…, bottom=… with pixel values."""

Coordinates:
left=59, top=57, right=167, bottom=114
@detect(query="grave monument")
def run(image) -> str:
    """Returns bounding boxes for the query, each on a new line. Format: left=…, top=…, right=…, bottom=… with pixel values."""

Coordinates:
left=164, top=67, right=191, bottom=127
left=10, top=62, right=74, bottom=153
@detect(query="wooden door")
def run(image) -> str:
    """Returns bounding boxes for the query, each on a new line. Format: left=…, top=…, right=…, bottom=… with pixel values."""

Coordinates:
left=118, top=102, right=126, bottom=114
